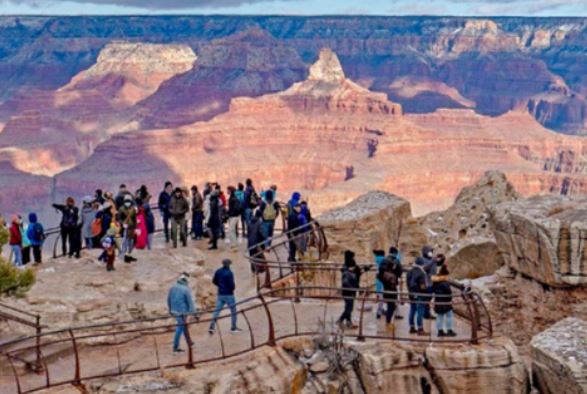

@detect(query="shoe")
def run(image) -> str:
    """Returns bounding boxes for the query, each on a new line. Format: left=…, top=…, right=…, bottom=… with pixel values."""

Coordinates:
left=446, top=330, right=457, bottom=337
left=409, top=327, right=417, bottom=334
left=208, top=328, right=215, bottom=335
left=437, top=330, right=446, bottom=337
left=346, top=322, right=358, bottom=329
left=124, top=255, right=132, bottom=263
left=208, top=246, right=218, bottom=250
left=173, top=349, right=185, bottom=355
left=230, top=328, right=243, bottom=334
left=395, top=315, right=404, bottom=320
left=417, top=329, right=429, bottom=336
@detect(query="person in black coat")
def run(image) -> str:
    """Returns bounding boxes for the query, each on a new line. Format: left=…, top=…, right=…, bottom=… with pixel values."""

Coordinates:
left=287, top=203, right=301, bottom=262
left=377, top=255, right=401, bottom=326
left=433, top=264, right=456, bottom=337
left=52, top=197, right=81, bottom=258
left=247, top=210, right=265, bottom=273
left=337, top=250, right=364, bottom=329
left=207, top=191, right=221, bottom=250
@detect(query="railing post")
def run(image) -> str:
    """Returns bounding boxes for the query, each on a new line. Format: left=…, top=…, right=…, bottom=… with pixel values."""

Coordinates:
left=357, top=291, right=368, bottom=342
left=35, top=314, right=42, bottom=371
left=258, top=293, right=276, bottom=346
left=462, top=292, right=478, bottom=344
left=68, top=329, right=82, bottom=386
left=294, top=265, right=301, bottom=303
left=183, top=315, right=195, bottom=369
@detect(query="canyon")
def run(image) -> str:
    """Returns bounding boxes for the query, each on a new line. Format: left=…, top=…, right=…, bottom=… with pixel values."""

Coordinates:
left=1, top=16, right=587, bottom=221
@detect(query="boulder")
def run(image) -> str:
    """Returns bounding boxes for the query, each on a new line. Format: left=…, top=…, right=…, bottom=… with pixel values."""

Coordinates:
left=400, top=171, right=518, bottom=279
left=318, top=191, right=411, bottom=261
left=425, top=336, right=527, bottom=394
left=531, top=318, right=587, bottom=394
left=492, top=194, right=587, bottom=287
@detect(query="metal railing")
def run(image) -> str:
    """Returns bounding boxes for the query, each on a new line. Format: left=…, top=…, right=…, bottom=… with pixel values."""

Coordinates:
left=0, top=303, right=44, bottom=372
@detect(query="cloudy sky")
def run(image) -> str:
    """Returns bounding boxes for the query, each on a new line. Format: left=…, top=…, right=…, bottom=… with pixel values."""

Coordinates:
left=0, top=0, right=586, bottom=16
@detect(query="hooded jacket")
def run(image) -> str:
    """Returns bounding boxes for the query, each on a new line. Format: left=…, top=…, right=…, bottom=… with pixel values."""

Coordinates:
left=432, top=275, right=453, bottom=314
left=167, top=280, right=196, bottom=316
left=26, top=213, right=44, bottom=246
left=407, top=257, right=429, bottom=295
left=169, top=194, right=189, bottom=220
left=341, top=251, right=361, bottom=298
left=9, top=220, right=21, bottom=246
left=421, top=245, right=436, bottom=285
left=287, top=192, right=301, bottom=217
left=247, top=215, right=264, bottom=248
left=213, top=267, right=236, bottom=296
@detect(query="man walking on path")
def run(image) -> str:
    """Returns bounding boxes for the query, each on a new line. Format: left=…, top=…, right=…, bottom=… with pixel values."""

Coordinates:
left=209, top=259, right=242, bottom=334
left=167, top=273, right=197, bottom=354
left=169, top=187, right=189, bottom=248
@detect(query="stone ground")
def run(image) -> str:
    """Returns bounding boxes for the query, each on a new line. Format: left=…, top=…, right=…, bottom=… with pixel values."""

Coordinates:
left=1, top=231, right=475, bottom=394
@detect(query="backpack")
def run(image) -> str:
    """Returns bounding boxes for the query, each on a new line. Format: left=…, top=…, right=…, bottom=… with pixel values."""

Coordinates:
left=342, top=270, right=356, bottom=289
left=249, top=191, right=259, bottom=208
left=263, top=202, right=277, bottom=221
left=91, top=218, right=103, bottom=237
left=382, top=270, right=398, bottom=289
left=33, top=223, right=45, bottom=242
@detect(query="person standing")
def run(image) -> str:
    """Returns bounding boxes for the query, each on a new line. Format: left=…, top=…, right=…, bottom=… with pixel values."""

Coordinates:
left=287, top=203, right=302, bottom=262
left=378, top=255, right=402, bottom=332
left=337, top=250, right=363, bottom=329
left=207, top=190, right=222, bottom=250
left=208, top=259, right=242, bottom=334
left=190, top=185, right=204, bottom=240
left=433, top=263, right=456, bottom=337
left=421, top=245, right=436, bottom=319
left=259, top=189, right=279, bottom=247
left=167, top=273, right=197, bottom=354
left=53, top=197, right=80, bottom=258
left=135, top=199, right=149, bottom=250
left=158, top=181, right=173, bottom=243
left=26, top=213, right=44, bottom=264
left=235, top=183, right=246, bottom=236
left=19, top=215, right=31, bottom=265
left=118, top=195, right=137, bottom=263
left=144, top=202, right=155, bottom=250
left=407, top=257, right=429, bottom=336
left=243, top=179, right=258, bottom=226
left=81, top=196, right=97, bottom=249
left=247, top=210, right=266, bottom=273
left=169, top=187, right=189, bottom=248
left=227, top=186, right=241, bottom=251
left=114, top=184, right=131, bottom=210
left=373, top=250, right=386, bottom=319
left=9, top=215, right=23, bottom=267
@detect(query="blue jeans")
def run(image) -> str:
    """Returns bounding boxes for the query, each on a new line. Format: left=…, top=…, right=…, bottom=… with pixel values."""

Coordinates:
left=409, top=297, right=425, bottom=330
left=192, top=211, right=204, bottom=238
left=262, top=220, right=275, bottom=247
left=173, top=316, right=191, bottom=351
left=436, top=310, right=454, bottom=332
left=11, top=245, right=22, bottom=266
left=209, top=295, right=238, bottom=330
left=244, top=208, right=253, bottom=226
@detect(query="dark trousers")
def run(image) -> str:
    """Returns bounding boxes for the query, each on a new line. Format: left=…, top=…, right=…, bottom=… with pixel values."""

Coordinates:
left=385, top=300, right=396, bottom=324
left=162, top=215, right=170, bottom=242
left=192, top=211, right=204, bottom=238
left=61, top=227, right=80, bottom=257
left=32, top=245, right=42, bottom=264
left=338, top=298, right=355, bottom=323
left=288, top=237, right=297, bottom=262
left=209, top=226, right=219, bottom=248
left=22, top=246, right=31, bottom=265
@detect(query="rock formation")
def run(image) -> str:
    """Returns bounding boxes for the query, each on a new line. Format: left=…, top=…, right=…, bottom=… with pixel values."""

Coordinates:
left=400, top=171, right=519, bottom=279
left=531, top=318, right=587, bottom=394
left=492, top=194, right=587, bottom=287
left=318, top=191, right=411, bottom=261
left=0, top=41, right=196, bottom=177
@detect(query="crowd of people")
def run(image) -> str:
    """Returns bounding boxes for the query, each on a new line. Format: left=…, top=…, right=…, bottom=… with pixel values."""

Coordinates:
left=1, top=213, right=46, bottom=268
left=336, top=245, right=456, bottom=338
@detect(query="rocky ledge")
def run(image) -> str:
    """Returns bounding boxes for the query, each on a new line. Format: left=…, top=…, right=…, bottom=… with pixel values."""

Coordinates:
left=531, top=317, right=587, bottom=394
left=318, top=191, right=411, bottom=260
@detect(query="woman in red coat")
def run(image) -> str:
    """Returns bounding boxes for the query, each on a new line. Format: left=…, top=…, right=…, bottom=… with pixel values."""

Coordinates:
left=135, top=200, right=149, bottom=250
left=9, top=215, right=23, bottom=267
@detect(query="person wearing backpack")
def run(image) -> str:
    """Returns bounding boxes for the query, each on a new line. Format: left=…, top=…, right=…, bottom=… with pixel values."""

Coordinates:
left=243, top=178, right=258, bottom=226
left=407, top=256, right=429, bottom=336
left=53, top=197, right=81, bottom=258
left=236, top=183, right=246, bottom=236
left=373, top=250, right=386, bottom=319
left=378, top=256, right=401, bottom=331
left=26, top=213, right=45, bottom=264
left=227, top=186, right=242, bottom=251
left=337, top=250, right=363, bottom=330
left=259, top=189, right=279, bottom=247
left=433, top=263, right=456, bottom=337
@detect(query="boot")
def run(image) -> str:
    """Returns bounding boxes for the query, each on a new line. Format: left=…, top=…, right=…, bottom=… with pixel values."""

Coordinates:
left=417, top=328, right=429, bottom=336
left=446, top=330, right=457, bottom=337
left=386, top=323, right=395, bottom=335
left=409, top=327, right=417, bottom=334
left=124, top=255, right=132, bottom=263
left=437, top=330, right=446, bottom=337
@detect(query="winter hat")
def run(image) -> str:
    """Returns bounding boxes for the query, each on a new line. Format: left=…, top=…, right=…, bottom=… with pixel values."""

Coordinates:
left=178, top=272, right=190, bottom=284
left=102, top=238, right=112, bottom=248
left=291, top=192, right=301, bottom=202
left=388, top=247, right=399, bottom=256
left=265, top=189, right=274, bottom=202
left=343, top=250, right=356, bottom=267
left=422, top=245, right=434, bottom=258
left=124, top=194, right=133, bottom=202
left=82, top=195, right=93, bottom=204
left=222, top=259, right=232, bottom=267
left=28, top=213, right=38, bottom=223
left=372, top=249, right=385, bottom=257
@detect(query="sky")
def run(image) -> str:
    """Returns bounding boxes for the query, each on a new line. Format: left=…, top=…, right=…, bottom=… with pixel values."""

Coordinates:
left=0, top=0, right=586, bottom=17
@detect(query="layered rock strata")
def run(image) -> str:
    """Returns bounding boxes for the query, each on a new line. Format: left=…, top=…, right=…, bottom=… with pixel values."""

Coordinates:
left=531, top=318, right=587, bottom=394
left=492, top=194, right=587, bottom=287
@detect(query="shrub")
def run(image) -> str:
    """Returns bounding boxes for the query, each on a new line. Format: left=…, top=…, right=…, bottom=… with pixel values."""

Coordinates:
left=0, top=259, right=36, bottom=296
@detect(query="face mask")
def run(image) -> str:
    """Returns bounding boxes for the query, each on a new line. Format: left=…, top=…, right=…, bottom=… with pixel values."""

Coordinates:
left=125, top=202, right=132, bottom=207
left=427, top=251, right=434, bottom=259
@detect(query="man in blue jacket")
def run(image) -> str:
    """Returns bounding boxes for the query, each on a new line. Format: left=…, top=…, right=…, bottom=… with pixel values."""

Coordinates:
left=209, top=259, right=242, bottom=334
left=167, top=273, right=197, bottom=354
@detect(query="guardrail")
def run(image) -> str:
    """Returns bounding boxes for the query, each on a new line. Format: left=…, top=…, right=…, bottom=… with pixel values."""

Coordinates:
left=0, top=303, right=43, bottom=372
